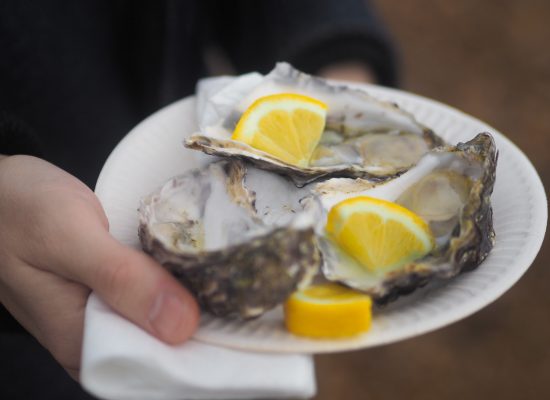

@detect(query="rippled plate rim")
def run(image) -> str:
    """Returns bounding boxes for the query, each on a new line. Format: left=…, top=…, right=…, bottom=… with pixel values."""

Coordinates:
left=95, top=83, right=547, bottom=354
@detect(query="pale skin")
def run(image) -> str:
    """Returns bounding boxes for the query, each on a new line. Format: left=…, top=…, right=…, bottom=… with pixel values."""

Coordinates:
left=0, top=63, right=373, bottom=380
left=0, top=154, right=200, bottom=379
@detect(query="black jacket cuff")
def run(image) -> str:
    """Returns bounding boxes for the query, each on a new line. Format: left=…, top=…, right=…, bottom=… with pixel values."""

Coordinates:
left=210, top=0, right=398, bottom=86
left=283, top=24, right=398, bottom=87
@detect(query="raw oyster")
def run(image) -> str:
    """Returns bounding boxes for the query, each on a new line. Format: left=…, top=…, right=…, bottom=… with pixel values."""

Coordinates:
left=138, top=160, right=320, bottom=319
left=315, top=133, right=498, bottom=302
left=186, top=63, right=444, bottom=186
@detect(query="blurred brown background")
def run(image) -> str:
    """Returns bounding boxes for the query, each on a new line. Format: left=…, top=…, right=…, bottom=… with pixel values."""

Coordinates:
left=314, top=1, right=549, bottom=399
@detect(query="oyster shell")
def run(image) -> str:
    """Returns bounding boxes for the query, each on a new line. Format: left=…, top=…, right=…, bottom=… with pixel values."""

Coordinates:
left=138, top=160, right=320, bottom=319
left=186, top=63, right=444, bottom=186
left=316, top=133, right=498, bottom=302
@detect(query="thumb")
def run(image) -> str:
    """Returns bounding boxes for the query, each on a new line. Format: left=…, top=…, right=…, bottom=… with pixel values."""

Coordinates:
left=62, top=226, right=200, bottom=345
left=0, top=156, right=199, bottom=345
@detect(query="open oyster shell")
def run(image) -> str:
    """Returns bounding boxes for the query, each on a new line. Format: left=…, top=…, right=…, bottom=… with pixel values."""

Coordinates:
left=186, top=63, right=444, bottom=186
left=315, top=133, right=498, bottom=303
left=140, top=129, right=496, bottom=316
left=138, top=160, right=320, bottom=319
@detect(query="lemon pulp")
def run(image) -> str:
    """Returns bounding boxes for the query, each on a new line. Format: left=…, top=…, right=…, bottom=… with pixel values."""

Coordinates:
left=326, top=196, right=434, bottom=272
left=232, top=93, right=327, bottom=167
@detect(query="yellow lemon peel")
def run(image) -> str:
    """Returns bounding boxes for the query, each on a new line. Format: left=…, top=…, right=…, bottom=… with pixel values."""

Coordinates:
left=326, top=196, right=435, bottom=272
left=284, top=283, right=372, bottom=338
left=232, top=93, right=327, bottom=167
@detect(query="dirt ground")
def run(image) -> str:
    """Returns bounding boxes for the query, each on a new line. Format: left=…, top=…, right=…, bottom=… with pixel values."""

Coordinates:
left=314, top=1, right=550, bottom=399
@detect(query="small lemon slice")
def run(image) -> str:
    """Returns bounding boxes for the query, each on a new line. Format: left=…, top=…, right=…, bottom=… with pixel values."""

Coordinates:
left=284, top=283, right=372, bottom=338
left=232, top=93, right=327, bottom=167
left=326, top=196, right=435, bottom=272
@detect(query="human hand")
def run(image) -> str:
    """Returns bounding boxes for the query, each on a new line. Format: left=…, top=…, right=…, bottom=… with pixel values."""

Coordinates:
left=318, top=61, right=375, bottom=83
left=0, top=155, right=199, bottom=379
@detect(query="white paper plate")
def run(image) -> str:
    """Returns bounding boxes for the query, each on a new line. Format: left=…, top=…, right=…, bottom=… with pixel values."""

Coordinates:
left=95, top=84, right=547, bottom=354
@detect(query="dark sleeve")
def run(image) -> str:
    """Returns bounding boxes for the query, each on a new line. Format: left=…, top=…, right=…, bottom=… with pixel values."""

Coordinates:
left=0, top=111, right=41, bottom=333
left=0, top=111, right=43, bottom=157
left=206, top=0, right=398, bottom=86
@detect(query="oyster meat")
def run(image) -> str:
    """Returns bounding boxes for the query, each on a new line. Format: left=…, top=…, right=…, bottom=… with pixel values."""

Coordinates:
left=141, top=60, right=499, bottom=315
left=186, top=63, right=444, bottom=186
left=315, top=133, right=498, bottom=302
left=138, top=160, right=320, bottom=319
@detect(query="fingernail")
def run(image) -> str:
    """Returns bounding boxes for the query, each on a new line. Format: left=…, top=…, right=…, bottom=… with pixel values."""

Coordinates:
left=149, top=292, right=187, bottom=342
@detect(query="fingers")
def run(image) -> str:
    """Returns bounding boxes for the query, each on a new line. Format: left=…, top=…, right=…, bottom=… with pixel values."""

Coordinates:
left=94, top=238, right=200, bottom=345
left=53, top=221, right=200, bottom=345
left=0, top=258, right=90, bottom=372
left=318, top=61, right=376, bottom=83
left=0, top=156, right=199, bottom=345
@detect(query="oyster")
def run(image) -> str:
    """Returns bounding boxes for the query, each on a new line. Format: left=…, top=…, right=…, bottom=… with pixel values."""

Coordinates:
left=186, top=63, right=443, bottom=186
left=138, top=160, right=320, bottom=319
left=315, top=133, right=498, bottom=302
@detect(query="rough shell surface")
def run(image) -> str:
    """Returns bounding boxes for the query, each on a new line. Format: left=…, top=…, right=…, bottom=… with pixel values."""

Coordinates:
left=318, top=133, right=498, bottom=303
left=186, top=63, right=444, bottom=186
left=138, top=160, right=321, bottom=319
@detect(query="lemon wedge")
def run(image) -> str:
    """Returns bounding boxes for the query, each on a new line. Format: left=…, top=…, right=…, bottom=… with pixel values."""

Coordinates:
left=326, top=196, right=434, bottom=272
left=232, top=93, right=327, bottom=167
left=284, top=283, right=372, bottom=338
